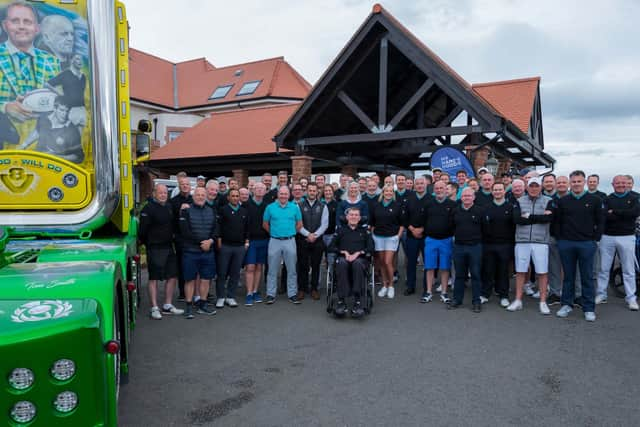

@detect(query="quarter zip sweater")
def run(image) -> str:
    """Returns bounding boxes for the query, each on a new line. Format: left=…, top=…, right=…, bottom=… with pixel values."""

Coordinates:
left=604, top=191, right=640, bottom=236
left=218, top=203, right=249, bottom=245
left=404, top=192, right=430, bottom=228
left=371, top=200, right=403, bottom=237
left=554, top=191, right=605, bottom=241
left=246, top=198, right=269, bottom=240
left=453, top=204, right=483, bottom=244
left=139, top=199, right=174, bottom=247
left=481, top=200, right=516, bottom=244
left=474, top=189, right=493, bottom=208
left=423, top=197, right=456, bottom=239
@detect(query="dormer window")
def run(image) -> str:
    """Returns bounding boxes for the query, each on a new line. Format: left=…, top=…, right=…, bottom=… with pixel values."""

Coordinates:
left=236, top=80, right=261, bottom=96
left=209, top=84, right=234, bottom=100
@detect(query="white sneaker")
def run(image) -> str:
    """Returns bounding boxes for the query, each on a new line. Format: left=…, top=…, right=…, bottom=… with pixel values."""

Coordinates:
left=506, top=299, right=523, bottom=311
left=215, top=298, right=225, bottom=309
left=150, top=306, right=162, bottom=320
left=532, top=291, right=540, bottom=299
left=628, top=300, right=639, bottom=311
left=556, top=305, right=573, bottom=318
left=225, top=298, right=238, bottom=307
left=539, top=302, right=550, bottom=315
left=162, top=304, right=184, bottom=315
left=448, top=278, right=453, bottom=286
left=524, top=282, right=535, bottom=296
left=595, top=295, right=608, bottom=305
left=584, top=311, right=596, bottom=322
left=387, top=287, right=395, bottom=299
left=480, top=296, right=489, bottom=304
left=377, top=287, right=388, bottom=298
left=500, top=298, right=510, bottom=308
left=435, top=284, right=442, bottom=293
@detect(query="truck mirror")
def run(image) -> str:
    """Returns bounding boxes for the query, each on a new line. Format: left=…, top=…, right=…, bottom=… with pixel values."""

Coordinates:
left=137, top=119, right=152, bottom=133
left=135, top=133, right=150, bottom=156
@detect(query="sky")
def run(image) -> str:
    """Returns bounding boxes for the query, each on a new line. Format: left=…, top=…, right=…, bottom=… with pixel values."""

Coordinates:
left=126, top=0, right=640, bottom=192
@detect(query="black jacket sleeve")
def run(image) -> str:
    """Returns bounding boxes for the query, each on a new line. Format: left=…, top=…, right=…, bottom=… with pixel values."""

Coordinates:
left=529, top=200, right=554, bottom=224
left=179, top=209, right=195, bottom=244
left=139, top=204, right=150, bottom=244
left=364, top=230, right=374, bottom=257
left=328, top=229, right=341, bottom=254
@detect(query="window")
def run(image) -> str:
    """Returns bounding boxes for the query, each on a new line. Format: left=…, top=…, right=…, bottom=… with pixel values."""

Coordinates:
left=209, top=84, right=233, bottom=100
left=236, top=80, right=261, bottom=96
left=168, top=131, right=183, bottom=142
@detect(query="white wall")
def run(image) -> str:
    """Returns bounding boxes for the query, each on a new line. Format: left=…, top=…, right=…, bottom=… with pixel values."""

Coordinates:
left=130, top=104, right=205, bottom=146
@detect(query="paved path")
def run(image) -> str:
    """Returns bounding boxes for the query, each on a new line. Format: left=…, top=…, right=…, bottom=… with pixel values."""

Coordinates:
left=119, top=270, right=640, bottom=426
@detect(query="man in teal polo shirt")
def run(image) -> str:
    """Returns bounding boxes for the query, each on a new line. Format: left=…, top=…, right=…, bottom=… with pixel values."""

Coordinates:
left=263, top=185, right=303, bottom=304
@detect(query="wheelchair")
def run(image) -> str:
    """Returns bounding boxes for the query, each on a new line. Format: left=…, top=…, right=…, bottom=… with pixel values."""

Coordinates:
left=325, top=255, right=375, bottom=318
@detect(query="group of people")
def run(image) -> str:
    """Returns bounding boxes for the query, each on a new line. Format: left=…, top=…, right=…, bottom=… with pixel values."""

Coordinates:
left=139, top=167, right=640, bottom=322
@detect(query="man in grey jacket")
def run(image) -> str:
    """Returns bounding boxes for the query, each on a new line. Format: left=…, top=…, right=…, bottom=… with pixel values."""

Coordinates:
left=507, top=177, right=554, bottom=314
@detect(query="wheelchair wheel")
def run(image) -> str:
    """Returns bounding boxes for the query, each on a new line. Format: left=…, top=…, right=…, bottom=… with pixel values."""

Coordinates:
left=326, top=264, right=335, bottom=314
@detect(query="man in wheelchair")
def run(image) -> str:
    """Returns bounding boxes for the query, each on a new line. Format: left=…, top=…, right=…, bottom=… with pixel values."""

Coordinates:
left=328, top=207, right=375, bottom=317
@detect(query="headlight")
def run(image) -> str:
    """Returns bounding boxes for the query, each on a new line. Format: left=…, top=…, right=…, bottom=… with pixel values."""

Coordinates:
left=53, top=391, right=78, bottom=413
left=10, top=401, right=36, bottom=423
left=8, top=368, right=34, bottom=390
left=50, top=359, right=76, bottom=381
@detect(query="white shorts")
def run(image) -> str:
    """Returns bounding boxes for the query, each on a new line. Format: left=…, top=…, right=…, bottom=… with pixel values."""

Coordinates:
left=515, top=243, right=549, bottom=274
left=373, top=234, right=400, bottom=252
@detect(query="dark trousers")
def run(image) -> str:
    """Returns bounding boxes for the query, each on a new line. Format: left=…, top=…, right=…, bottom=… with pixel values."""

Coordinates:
left=336, top=256, right=369, bottom=299
left=558, top=240, right=597, bottom=312
left=405, top=235, right=426, bottom=291
left=453, top=243, right=482, bottom=305
left=297, top=237, right=324, bottom=292
left=482, top=243, right=513, bottom=298
left=216, top=244, right=246, bottom=299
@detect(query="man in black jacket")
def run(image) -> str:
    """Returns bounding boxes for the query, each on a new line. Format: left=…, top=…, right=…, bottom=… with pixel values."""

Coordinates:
left=555, top=170, right=605, bottom=322
left=216, top=189, right=249, bottom=309
left=450, top=187, right=484, bottom=312
left=596, top=175, right=640, bottom=310
left=328, top=207, right=374, bottom=317
left=404, top=176, right=430, bottom=296
left=139, top=184, right=184, bottom=319
left=481, top=182, right=515, bottom=307
left=169, top=172, right=193, bottom=300
left=179, top=187, right=217, bottom=318
left=297, top=182, right=328, bottom=300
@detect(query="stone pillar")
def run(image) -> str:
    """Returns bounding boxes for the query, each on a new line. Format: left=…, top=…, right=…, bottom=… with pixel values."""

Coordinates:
left=232, top=169, right=249, bottom=188
left=341, top=164, right=358, bottom=178
left=472, top=147, right=489, bottom=175
left=291, top=155, right=313, bottom=184
left=497, top=158, right=512, bottom=177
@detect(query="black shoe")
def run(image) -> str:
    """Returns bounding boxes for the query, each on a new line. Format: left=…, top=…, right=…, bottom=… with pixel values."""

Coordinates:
left=351, top=301, right=365, bottom=318
left=393, top=271, right=399, bottom=284
left=335, top=300, right=347, bottom=317
left=265, top=295, right=276, bottom=305
left=184, top=305, right=194, bottom=319
left=472, top=303, right=482, bottom=313
left=196, top=302, right=216, bottom=315
left=547, top=294, right=561, bottom=306
left=448, top=301, right=462, bottom=310
left=573, top=297, right=584, bottom=309
left=288, top=296, right=301, bottom=304
left=403, top=288, right=415, bottom=296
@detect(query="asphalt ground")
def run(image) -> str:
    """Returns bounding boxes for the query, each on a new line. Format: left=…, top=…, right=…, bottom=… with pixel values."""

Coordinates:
left=119, top=265, right=640, bottom=427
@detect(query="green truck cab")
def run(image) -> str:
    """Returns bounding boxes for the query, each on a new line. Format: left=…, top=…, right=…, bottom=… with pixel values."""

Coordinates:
left=0, top=1, right=143, bottom=425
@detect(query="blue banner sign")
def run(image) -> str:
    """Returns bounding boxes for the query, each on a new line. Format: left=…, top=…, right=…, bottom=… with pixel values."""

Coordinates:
left=430, top=147, right=475, bottom=178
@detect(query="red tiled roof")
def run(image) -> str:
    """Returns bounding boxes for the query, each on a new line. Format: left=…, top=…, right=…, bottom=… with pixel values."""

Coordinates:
left=129, top=48, right=311, bottom=109
left=472, top=77, right=540, bottom=134
left=151, top=104, right=297, bottom=160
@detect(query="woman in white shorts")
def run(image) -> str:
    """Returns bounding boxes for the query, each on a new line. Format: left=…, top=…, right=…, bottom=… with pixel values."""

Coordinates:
left=370, top=185, right=404, bottom=298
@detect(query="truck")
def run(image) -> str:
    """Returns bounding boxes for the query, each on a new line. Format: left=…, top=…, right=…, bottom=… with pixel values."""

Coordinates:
left=0, top=1, right=143, bottom=425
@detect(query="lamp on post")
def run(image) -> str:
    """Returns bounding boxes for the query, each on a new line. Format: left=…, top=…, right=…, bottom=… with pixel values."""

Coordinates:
left=485, top=152, right=499, bottom=176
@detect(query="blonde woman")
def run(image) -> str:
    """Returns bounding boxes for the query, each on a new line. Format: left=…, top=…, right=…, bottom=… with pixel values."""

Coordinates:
left=370, top=185, right=404, bottom=298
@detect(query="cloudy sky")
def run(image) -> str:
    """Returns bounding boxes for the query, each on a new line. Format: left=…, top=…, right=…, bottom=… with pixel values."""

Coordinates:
left=126, top=0, right=640, bottom=191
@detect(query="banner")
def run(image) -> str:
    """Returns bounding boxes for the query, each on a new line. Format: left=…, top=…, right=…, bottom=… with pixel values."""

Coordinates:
left=430, top=146, right=475, bottom=178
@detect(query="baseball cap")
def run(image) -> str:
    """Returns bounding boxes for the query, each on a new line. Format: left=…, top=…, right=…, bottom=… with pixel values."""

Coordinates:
left=528, top=176, right=542, bottom=186
left=477, top=167, right=489, bottom=174
left=432, top=167, right=443, bottom=173
left=197, top=175, right=206, bottom=180
left=217, top=176, right=227, bottom=184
